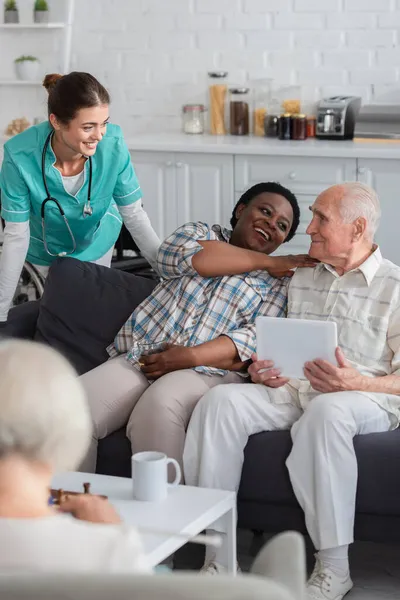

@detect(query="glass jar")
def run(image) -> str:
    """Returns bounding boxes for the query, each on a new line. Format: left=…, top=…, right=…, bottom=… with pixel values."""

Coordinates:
left=306, top=116, right=316, bottom=138
left=229, top=87, right=250, bottom=136
left=291, top=114, right=307, bottom=140
left=278, top=113, right=292, bottom=140
left=182, top=104, right=205, bottom=134
left=252, top=78, right=272, bottom=136
left=278, top=85, right=301, bottom=115
left=208, top=71, right=228, bottom=135
left=264, top=114, right=279, bottom=137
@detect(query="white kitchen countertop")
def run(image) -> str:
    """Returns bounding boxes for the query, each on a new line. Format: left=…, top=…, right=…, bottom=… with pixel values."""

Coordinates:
left=2, top=132, right=400, bottom=160
left=125, top=132, right=400, bottom=160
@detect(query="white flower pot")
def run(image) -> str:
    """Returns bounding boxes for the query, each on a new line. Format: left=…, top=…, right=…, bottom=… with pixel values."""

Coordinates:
left=34, top=10, right=48, bottom=23
left=15, top=61, right=40, bottom=82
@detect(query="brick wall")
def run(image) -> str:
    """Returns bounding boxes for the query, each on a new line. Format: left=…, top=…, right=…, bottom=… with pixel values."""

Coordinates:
left=1, top=0, right=400, bottom=134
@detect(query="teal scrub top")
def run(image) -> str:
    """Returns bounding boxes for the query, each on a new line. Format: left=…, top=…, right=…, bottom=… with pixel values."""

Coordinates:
left=0, top=121, right=142, bottom=266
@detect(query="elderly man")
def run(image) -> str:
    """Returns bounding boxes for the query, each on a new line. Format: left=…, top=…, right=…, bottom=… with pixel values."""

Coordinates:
left=183, top=182, right=400, bottom=600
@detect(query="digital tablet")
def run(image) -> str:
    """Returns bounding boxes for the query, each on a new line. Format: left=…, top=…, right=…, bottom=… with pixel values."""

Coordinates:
left=256, top=316, right=338, bottom=380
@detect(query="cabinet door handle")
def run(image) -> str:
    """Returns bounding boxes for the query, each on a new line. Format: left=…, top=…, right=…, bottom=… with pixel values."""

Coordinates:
left=176, top=162, right=184, bottom=168
left=165, top=161, right=173, bottom=167
left=288, top=171, right=296, bottom=180
left=357, top=166, right=366, bottom=175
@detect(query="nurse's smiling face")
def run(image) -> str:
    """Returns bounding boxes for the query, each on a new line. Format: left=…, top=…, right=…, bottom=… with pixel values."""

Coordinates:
left=50, top=104, right=110, bottom=159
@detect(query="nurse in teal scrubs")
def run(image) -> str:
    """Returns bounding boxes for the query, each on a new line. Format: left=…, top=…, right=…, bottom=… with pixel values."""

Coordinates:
left=0, top=71, right=160, bottom=323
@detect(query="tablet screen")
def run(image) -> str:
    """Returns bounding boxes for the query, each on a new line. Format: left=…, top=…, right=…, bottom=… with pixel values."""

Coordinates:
left=256, top=316, right=338, bottom=380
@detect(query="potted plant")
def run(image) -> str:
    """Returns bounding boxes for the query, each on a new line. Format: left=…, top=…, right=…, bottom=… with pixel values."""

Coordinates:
left=14, top=55, right=40, bottom=81
left=33, top=0, right=48, bottom=23
left=4, top=0, right=19, bottom=23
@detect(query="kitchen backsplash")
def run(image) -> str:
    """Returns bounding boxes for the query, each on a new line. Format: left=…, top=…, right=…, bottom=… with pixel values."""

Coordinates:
left=1, top=0, right=400, bottom=135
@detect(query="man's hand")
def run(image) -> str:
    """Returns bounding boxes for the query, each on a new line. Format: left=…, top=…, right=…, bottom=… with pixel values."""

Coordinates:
left=304, top=347, right=364, bottom=393
left=248, top=354, right=290, bottom=388
left=140, top=344, right=196, bottom=379
left=265, top=254, right=318, bottom=278
left=59, top=495, right=121, bottom=524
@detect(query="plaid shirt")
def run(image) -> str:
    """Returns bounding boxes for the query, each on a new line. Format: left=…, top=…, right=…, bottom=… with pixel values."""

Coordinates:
left=107, top=222, right=288, bottom=377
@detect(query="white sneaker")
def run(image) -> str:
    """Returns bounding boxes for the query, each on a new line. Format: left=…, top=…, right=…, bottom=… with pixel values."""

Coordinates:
left=200, top=561, right=226, bottom=575
left=307, top=558, right=353, bottom=600
left=200, top=561, right=241, bottom=575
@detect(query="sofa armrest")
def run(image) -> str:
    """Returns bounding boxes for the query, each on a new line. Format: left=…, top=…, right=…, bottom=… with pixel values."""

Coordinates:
left=3, top=301, right=40, bottom=339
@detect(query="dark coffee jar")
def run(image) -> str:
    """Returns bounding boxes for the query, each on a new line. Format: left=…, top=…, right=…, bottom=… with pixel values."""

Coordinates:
left=229, top=87, right=250, bottom=136
left=278, top=113, right=292, bottom=140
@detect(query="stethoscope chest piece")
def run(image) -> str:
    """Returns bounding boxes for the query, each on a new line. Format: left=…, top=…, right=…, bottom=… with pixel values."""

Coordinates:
left=83, top=203, right=93, bottom=217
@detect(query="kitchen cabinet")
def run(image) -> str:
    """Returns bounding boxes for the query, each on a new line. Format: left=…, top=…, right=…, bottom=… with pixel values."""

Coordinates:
left=356, top=159, right=400, bottom=264
left=130, top=151, right=234, bottom=240
left=235, top=155, right=357, bottom=255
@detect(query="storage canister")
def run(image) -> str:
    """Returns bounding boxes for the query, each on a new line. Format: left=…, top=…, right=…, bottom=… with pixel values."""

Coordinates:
left=208, top=71, right=228, bottom=135
left=182, top=104, right=205, bottom=134
left=229, top=87, right=250, bottom=136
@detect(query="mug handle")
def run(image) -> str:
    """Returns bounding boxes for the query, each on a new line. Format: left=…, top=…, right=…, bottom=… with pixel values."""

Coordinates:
left=166, top=458, right=181, bottom=487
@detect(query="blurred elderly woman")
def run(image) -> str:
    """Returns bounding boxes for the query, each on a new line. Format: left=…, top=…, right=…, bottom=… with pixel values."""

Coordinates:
left=0, top=339, right=150, bottom=573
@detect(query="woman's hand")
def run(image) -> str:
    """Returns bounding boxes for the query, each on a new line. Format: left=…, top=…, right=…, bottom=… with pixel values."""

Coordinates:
left=265, top=254, right=318, bottom=278
left=139, top=344, right=196, bottom=379
left=59, top=495, right=121, bottom=524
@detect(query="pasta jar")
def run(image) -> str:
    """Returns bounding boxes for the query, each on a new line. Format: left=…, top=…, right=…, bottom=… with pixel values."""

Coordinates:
left=229, top=87, right=250, bottom=136
left=208, top=71, right=228, bottom=135
left=182, top=104, right=205, bottom=134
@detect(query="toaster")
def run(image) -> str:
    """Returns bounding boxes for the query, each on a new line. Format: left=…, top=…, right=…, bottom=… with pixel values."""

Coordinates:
left=316, top=96, right=362, bottom=140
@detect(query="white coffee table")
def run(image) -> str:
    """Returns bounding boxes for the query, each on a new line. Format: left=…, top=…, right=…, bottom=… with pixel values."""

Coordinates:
left=51, top=471, right=237, bottom=575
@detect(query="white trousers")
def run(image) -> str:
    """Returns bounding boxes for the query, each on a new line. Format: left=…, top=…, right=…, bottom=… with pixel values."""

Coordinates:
left=183, top=382, right=391, bottom=550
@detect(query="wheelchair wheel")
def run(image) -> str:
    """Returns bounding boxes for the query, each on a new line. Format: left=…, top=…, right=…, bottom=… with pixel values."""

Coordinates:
left=12, top=261, right=45, bottom=306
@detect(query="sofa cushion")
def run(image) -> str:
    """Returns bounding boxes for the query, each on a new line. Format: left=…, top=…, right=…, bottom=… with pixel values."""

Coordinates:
left=238, top=428, right=400, bottom=516
left=34, top=258, right=157, bottom=375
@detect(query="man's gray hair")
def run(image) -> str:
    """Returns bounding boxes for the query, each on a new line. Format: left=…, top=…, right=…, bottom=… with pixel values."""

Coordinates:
left=339, top=182, right=381, bottom=241
left=0, top=339, right=91, bottom=470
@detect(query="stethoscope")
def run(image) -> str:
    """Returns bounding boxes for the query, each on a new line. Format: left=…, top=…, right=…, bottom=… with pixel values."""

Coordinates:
left=41, top=131, right=93, bottom=257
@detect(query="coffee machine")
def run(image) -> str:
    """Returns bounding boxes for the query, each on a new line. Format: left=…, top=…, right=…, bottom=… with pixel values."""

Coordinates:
left=316, top=96, right=362, bottom=140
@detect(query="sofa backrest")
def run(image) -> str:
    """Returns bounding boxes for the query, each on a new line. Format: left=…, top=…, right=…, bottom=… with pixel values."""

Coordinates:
left=33, top=258, right=157, bottom=375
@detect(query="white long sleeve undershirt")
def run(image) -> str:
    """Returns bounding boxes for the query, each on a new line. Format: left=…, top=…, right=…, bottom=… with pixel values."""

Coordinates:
left=118, top=201, right=161, bottom=270
left=0, top=201, right=160, bottom=322
left=0, top=221, right=30, bottom=322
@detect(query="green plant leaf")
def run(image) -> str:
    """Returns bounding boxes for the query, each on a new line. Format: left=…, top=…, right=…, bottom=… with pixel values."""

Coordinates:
left=14, top=55, right=39, bottom=62
left=34, top=0, right=48, bottom=10
left=4, top=0, right=18, bottom=10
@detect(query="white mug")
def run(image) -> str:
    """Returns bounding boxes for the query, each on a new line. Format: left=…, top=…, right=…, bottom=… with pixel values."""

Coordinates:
left=131, top=451, right=181, bottom=502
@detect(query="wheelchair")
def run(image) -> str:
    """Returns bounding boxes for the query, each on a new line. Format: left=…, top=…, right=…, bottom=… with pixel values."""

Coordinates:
left=0, top=218, right=45, bottom=307
left=0, top=211, right=158, bottom=312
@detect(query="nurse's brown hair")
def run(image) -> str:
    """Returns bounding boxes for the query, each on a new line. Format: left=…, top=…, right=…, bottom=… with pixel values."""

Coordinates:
left=43, top=71, right=110, bottom=125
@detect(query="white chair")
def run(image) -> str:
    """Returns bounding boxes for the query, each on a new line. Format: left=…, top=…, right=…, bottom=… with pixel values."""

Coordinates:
left=0, top=531, right=305, bottom=600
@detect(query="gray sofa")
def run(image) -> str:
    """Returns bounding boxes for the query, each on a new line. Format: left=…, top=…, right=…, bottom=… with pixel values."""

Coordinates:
left=4, top=257, right=400, bottom=543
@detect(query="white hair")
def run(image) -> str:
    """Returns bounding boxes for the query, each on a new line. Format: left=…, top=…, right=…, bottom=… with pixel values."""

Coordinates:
left=0, top=339, right=91, bottom=471
left=339, top=182, right=381, bottom=241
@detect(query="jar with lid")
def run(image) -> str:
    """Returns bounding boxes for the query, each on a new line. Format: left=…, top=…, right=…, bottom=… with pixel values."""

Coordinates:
left=252, top=78, right=272, bottom=136
left=182, top=104, right=205, bottom=134
left=291, top=114, right=307, bottom=140
left=278, top=114, right=292, bottom=140
left=208, top=71, right=228, bottom=135
left=229, top=87, right=250, bottom=136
